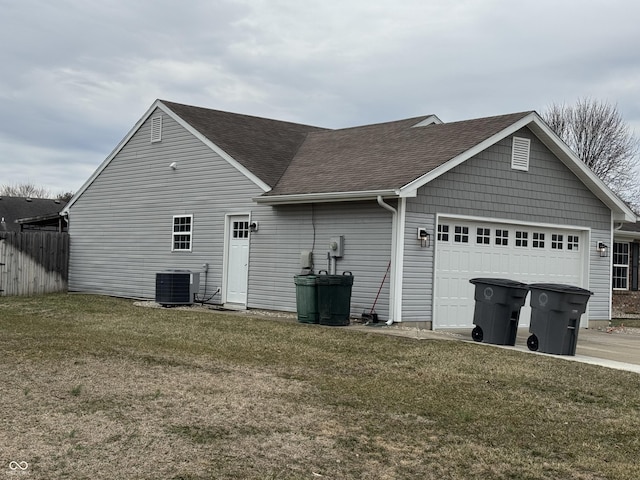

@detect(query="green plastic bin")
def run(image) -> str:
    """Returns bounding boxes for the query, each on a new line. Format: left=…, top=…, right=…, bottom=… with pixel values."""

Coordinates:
left=294, top=275, right=319, bottom=324
left=317, top=272, right=354, bottom=326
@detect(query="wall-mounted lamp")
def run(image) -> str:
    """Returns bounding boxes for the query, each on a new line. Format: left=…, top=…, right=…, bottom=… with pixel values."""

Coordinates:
left=417, top=227, right=430, bottom=248
left=250, top=221, right=259, bottom=233
left=597, top=242, right=608, bottom=257
left=169, top=162, right=178, bottom=170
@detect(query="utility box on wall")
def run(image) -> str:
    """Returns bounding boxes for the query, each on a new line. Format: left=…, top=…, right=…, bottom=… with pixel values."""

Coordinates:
left=329, top=236, right=344, bottom=258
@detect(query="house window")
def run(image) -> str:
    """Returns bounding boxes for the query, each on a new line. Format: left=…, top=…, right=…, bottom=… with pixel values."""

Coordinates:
left=613, top=242, right=630, bottom=290
left=476, top=227, right=490, bottom=245
left=495, top=229, right=509, bottom=246
left=233, top=221, right=250, bottom=239
left=437, top=224, right=450, bottom=242
left=511, top=136, right=530, bottom=171
left=532, top=232, right=545, bottom=248
left=515, top=231, right=528, bottom=247
left=151, top=116, right=162, bottom=143
left=567, top=235, right=579, bottom=251
left=172, top=215, right=193, bottom=251
left=454, top=225, right=469, bottom=243
left=552, top=234, right=563, bottom=250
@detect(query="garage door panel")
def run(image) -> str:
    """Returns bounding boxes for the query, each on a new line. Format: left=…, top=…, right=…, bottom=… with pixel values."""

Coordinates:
left=434, top=219, right=585, bottom=329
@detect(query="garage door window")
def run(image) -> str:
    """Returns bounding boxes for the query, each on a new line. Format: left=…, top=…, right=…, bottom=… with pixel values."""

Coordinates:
left=515, top=231, right=528, bottom=247
left=454, top=226, right=469, bottom=243
left=495, top=229, right=509, bottom=246
left=552, top=234, right=563, bottom=250
left=567, top=235, right=579, bottom=251
left=438, top=224, right=450, bottom=241
left=476, top=227, right=490, bottom=245
left=533, top=232, right=545, bottom=248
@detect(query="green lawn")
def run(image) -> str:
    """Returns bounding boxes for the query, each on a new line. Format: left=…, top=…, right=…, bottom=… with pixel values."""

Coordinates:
left=1, top=294, right=639, bottom=479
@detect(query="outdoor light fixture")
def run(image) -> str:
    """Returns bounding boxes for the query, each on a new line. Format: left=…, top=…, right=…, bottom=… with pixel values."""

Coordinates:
left=597, top=242, right=608, bottom=257
left=417, top=227, right=430, bottom=247
left=169, top=162, right=177, bottom=170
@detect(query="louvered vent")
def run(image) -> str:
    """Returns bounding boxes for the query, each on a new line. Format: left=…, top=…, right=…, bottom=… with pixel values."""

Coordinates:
left=511, top=136, right=530, bottom=171
left=150, top=116, right=162, bottom=143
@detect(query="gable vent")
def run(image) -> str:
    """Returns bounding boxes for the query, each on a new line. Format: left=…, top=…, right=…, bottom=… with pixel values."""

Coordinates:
left=511, top=136, right=530, bottom=171
left=150, top=115, right=162, bottom=143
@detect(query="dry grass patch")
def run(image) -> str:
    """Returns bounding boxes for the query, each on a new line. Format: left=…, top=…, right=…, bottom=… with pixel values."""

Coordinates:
left=1, top=294, right=639, bottom=479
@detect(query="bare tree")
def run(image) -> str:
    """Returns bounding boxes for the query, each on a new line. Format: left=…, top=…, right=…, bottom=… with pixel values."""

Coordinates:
left=56, top=191, right=75, bottom=202
left=0, top=182, right=52, bottom=198
left=543, top=98, right=639, bottom=209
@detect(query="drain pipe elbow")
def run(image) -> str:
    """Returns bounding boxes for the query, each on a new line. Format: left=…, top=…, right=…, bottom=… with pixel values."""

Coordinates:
left=377, top=196, right=397, bottom=326
left=377, top=195, right=397, bottom=215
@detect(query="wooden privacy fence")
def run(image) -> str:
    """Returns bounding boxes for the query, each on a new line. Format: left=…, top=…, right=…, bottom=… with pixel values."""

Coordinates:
left=0, top=232, right=69, bottom=296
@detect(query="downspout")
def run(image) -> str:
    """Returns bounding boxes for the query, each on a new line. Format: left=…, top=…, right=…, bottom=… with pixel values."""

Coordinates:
left=377, top=196, right=397, bottom=326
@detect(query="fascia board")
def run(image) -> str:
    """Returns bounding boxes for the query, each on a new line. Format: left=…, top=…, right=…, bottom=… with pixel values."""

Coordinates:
left=614, top=231, right=640, bottom=241
left=159, top=102, right=271, bottom=193
left=253, top=189, right=399, bottom=205
left=62, top=99, right=165, bottom=214
left=400, top=112, right=538, bottom=195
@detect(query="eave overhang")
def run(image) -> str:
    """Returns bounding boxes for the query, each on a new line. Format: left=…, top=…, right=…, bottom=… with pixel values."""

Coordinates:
left=253, top=189, right=402, bottom=205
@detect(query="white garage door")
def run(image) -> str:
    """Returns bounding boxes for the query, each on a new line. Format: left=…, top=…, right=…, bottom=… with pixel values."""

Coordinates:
left=434, top=218, right=586, bottom=329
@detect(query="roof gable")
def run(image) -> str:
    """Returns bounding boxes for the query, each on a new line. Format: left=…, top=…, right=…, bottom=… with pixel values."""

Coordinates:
left=266, top=112, right=533, bottom=196
left=64, top=100, right=328, bottom=211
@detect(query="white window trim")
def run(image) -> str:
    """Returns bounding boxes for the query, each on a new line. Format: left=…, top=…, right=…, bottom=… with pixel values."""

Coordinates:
left=511, top=136, right=530, bottom=171
left=171, top=214, right=193, bottom=252
left=613, top=242, right=630, bottom=291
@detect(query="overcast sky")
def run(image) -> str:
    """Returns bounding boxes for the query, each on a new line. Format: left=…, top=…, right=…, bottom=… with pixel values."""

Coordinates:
left=1, top=0, right=639, bottom=196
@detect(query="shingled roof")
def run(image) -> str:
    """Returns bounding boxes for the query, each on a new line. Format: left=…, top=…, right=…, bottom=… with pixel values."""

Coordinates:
left=266, top=111, right=533, bottom=196
left=0, top=197, right=66, bottom=232
left=161, top=101, right=329, bottom=188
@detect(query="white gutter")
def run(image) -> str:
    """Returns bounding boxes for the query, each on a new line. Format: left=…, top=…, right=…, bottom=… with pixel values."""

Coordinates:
left=377, top=196, right=398, bottom=326
left=254, top=189, right=398, bottom=205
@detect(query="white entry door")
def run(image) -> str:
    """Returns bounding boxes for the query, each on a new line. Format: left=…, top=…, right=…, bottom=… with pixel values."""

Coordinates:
left=225, top=215, right=250, bottom=306
left=434, top=218, right=586, bottom=329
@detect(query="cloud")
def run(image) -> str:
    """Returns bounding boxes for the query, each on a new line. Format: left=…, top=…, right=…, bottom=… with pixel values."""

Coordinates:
left=1, top=0, right=640, bottom=194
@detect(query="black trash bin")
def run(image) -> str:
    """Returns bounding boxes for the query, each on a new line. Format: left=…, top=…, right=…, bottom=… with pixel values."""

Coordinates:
left=294, top=275, right=319, bottom=324
left=469, top=278, right=529, bottom=345
left=317, top=272, right=354, bottom=326
left=527, top=283, right=593, bottom=355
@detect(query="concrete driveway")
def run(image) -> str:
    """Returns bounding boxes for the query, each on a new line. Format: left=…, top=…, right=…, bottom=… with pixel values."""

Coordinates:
left=351, top=323, right=640, bottom=374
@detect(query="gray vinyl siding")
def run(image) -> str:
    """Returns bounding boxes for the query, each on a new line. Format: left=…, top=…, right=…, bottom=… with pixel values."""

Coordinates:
left=248, top=202, right=394, bottom=318
left=404, top=127, right=612, bottom=322
left=69, top=109, right=395, bottom=319
left=402, top=211, right=435, bottom=320
left=68, top=108, right=264, bottom=301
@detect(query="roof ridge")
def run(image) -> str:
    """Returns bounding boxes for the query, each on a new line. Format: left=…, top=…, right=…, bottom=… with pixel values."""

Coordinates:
left=160, top=99, right=329, bottom=131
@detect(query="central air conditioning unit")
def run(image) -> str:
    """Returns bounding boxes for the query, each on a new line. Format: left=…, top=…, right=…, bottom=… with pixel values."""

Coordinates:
left=155, top=270, right=200, bottom=306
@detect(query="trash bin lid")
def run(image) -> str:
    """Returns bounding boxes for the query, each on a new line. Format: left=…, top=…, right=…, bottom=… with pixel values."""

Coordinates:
left=528, top=283, right=593, bottom=296
left=294, top=275, right=318, bottom=285
left=469, top=278, right=528, bottom=289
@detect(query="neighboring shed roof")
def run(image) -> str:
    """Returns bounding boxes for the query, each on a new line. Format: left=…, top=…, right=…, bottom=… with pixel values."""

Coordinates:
left=161, top=101, right=329, bottom=188
left=0, top=197, right=66, bottom=232
left=266, top=111, right=532, bottom=196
